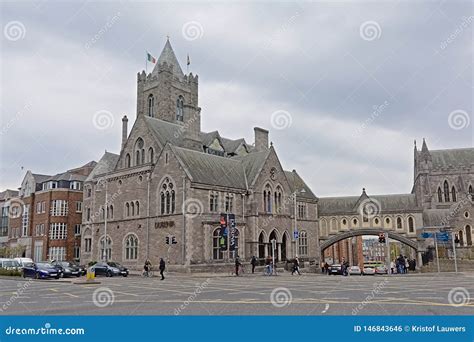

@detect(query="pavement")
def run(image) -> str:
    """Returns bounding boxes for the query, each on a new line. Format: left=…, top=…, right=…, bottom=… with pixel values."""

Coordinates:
left=0, top=271, right=473, bottom=316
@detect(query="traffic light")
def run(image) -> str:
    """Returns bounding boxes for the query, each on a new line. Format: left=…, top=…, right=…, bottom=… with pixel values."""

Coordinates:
left=378, top=232, right=386, bottom=243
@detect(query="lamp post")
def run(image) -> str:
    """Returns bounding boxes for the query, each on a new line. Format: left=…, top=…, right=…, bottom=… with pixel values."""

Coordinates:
left=293, top=188, right=306, bottom=258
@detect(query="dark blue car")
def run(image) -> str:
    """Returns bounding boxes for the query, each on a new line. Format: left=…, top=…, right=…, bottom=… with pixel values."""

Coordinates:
left=22, top=262, right=60, bottom=279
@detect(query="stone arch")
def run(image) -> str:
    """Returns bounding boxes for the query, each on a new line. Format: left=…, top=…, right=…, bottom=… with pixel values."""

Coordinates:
left=320, top=229, right=418, bottom=252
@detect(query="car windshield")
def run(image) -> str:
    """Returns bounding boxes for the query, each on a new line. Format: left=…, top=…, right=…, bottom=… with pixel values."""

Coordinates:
left=36, top=263, right=53, bottom=268
left=3, top=260, right=18, bottom=267
left=60, top=262, right=71, bottom=267
left=108, top=262, right=120, bottom=267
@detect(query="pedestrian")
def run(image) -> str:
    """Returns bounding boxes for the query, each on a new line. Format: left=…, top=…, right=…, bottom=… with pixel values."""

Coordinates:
left=390, top=260, right=395, bottom=274
left=397, top=254, right=404, bottom=274
left=324, top=262, right=330, bottom=275
left=292, top=256, right=301, bottom=275
left=412, top=258, right=417, bottom=271
left=235, top=255, right=241, bottom=276
left=265, top=255, right=272, bottom=275
left=321, top=261, right=325, bottom=274
left=143, top=259, right=152, bottom=277
left=159, top=257, right=166, bottom=280
left=404, top=257, right=409, bottom=273
left=251, top=255, right=257, bottom=274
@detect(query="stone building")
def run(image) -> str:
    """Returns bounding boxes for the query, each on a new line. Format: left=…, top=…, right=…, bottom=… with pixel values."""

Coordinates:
left=81, top=39, right=319, bottom=271
left=7, top=162, right=95, bottom=261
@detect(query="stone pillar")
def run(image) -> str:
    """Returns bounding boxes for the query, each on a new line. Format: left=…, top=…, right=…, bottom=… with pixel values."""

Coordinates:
left=417, top=251, right=423, bottom=270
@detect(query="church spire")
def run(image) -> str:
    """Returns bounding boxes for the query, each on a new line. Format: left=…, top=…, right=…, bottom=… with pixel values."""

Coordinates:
left=152, top=38, right=184, bottom=77
left=421, top=138, right=429, bottom=153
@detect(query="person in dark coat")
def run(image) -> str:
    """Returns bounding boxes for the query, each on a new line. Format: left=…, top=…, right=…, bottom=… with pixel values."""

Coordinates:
left=292, top=257, right=301, bottom=275
left=250, top=256, right=257, bottom=274
left=235, top=255, right=242, bottom=276
left=159, top=258, right=166, bottom=280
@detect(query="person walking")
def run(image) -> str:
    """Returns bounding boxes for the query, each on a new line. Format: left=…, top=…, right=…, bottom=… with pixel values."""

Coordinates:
left=143, top=259, right=152, bottom=277
left=390, top=260, right=395, bottom=274
left=292, top=256, right=301, bottom=275
left=235, top=255, right=242, bottom=276
left=250, top=255, right=257, bottom=274
left=324, top=262, right=330, bottom=275
left=159, top=258, right=166, bottom=280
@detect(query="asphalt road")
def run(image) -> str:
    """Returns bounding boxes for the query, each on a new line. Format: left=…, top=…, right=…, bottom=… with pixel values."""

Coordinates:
left=0, top=272, right=473, bottom=316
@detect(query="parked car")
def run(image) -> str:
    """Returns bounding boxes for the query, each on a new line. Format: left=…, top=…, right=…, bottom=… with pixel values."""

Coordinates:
left=0, top=258, right=21, bottom=270
left=91, top=262, right=129, bottom=277
left=348, top=265, right=362, bottom=275
left=50, top=260, right=81, bottom=277
left=375, top=265, right=388, bottom=275
left=363, top=267, right=376, bottom=275
left=22, top=262, right=60, bottom=279
left=329, top=264, right=343, bottom=275
left=14, top=257, right=34, bottom=267
left=70, top=261, right=87, bottom=276
left=39, top=261, right=64, bottom=278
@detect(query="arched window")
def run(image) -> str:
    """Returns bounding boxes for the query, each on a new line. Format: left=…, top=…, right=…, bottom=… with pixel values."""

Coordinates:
left=124, top=234, right=138, bottom=260
left=134, top=138, right=144, bottom=166
left=298, top=230, right=308, bottom=256
left=141, top=149, right=145, bottom=164
left=135, top=201, right=140, bottom=216
left=109, top=205, right=114, bottom=219
left=99, top=236, right=112, bottom=261
left=438, top=187, right=443, bottom=202
left=148, top=94, right=155, bottom=117
left=444, top=180, right=450, bottom=202
left=149, top=147, right=154, bottom=164
left=160, top=178, right=175, bottom=215
left=396, top=217, right=403, bottom=229
left=213, top=228, right=224, bottom=260
left=136, top=151, right=140, bottom=166
left=320, top=219, right=328, bottom=236
left=176, top=96, right=184, bottom=122
left=263, top=184, right=272, bottom=213
left=469, top=185, right=473, bottom=201
left=131, top=202, right=135, bottom=216
left=274, top=186, right=283, bottom=213
left=466, top=225, right=472, bottom=246
left=126, top=202, right=130, bottom=217
left=408, top=217, right=414, bottom=233
left=451, top=187, right=457, bottom=202
left=125, top=154, right=131, bottom=168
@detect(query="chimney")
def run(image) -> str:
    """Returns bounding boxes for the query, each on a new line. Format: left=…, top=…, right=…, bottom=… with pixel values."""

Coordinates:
left=121, top=115, right=128, bottom=149
left=254, top=127, right=269, bottom=151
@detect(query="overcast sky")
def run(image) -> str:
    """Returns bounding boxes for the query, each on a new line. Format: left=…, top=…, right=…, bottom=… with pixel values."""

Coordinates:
left=0, top=1, right=472, bottom=197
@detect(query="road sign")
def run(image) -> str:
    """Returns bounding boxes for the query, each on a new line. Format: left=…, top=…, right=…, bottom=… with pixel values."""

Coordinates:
left=293, top=230, right=299, bottom=239
left=436, top=232, right=450, bottom=242
left=421, top=232, right=434, bottom=238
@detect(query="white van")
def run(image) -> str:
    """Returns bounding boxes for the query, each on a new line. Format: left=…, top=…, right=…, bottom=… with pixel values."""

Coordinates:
left=0, top=258, right=21, bottom=270
left=14, top=257, right=34, bottom=267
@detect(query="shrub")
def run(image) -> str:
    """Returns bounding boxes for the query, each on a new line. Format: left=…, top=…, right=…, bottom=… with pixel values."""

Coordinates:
left=0, top=268, right=22, bottom=277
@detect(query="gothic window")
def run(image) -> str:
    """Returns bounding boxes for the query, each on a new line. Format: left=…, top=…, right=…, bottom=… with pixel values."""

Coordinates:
left=209, top=192, right=219, bottom=212
left=108, top=205, right=114, bottom=219
left=136, top=151, right=140, bottom=166
left=135, top=201, right=140, bottom=216
left=126, top=203, right=130, bottom=217
left=396, top=217, right=403, bottom=229
left=469, top=185, right=473, bottom=201
left=298, top=231, right=308, bottom=256
left=212, top=228, right=224, bottom=260
left=134, top=138, right=144, bottom=166
left=124, top=234, right=138, bottom=260
left=176, top=96, right=184, bottom=122
left=263, top=184, right=272, bottom=213
left=160, top=178, right=175, bottom=215
left=225, top=193, right=233, bottom=213
left=141, top=149, right=145, bottom=164
left=437, top=187, right=443, bottom=202
left=408, top=217, right=414, bottom=233
left=274, top=186, right=283, bottom=213
left=149, top=147, right=154, bottom=164
left=148, top=95, right=155, bottom=117
left=444, top=180, right=450, bottom=202
left=450, top=187, right=456, bottom=202
left=130, top=202, right=135, bottom=216
left=466, top=225, right=472, bottom=246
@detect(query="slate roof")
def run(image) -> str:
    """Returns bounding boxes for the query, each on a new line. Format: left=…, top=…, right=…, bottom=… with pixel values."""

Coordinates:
left=46, top=172, right=88, bottom=182
left=0, top=190, right=19, bottom=201
left=31, top=173, right=51, bottom=184
left=152, top=39, right=184, bottom=77
left=170, top=145, right=247, bottom=190
left=144, top=116, right=184, bottom=148
left=86, top=152, right=120, bottom=182
left=318, top=193, right=419, bottom=215
left=235, top=149, right=270, bottom=187
left=284, top=170, right=318, bottom=201
left=221, top=137, right=247, bottom=154
left=422, top=209, right=451, bottom=227
left=429, top=148, right=474, bottom=168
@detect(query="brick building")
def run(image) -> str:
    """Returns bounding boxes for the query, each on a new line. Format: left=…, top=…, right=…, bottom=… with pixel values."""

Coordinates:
left=7, top=162, right=95, bottom=261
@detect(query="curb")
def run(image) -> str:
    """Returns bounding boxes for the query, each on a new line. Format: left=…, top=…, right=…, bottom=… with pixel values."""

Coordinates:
left=0, top=276, right=73, bottom=283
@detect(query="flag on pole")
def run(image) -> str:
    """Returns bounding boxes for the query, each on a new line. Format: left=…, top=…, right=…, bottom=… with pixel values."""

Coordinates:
left=147, top=52, right=156, bottom=64
left=187, top=54, right=190, bottom=66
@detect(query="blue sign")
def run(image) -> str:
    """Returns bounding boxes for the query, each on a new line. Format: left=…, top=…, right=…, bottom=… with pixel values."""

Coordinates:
left=293, top=230, right=299, bottom=239
left=436, top=232, right=450, bottom=242
left=421, top=232, right=433, bottom=238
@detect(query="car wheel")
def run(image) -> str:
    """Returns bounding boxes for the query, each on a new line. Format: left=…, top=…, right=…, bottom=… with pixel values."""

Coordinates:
left=34, top=273, right=39, bottom=279
left=76, top=273, right=80, bottom=277
left=106, top=271, right=112, bottom=277
left=22, top=271, right=26, bottom=278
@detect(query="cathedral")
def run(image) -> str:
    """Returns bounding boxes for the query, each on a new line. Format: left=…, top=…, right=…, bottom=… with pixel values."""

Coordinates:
left=81, top=39, right=473, bottom=271
left=81, top=39, right=319, bottom=271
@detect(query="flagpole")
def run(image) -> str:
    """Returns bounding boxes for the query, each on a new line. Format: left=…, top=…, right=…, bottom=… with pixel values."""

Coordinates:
left=145, top=50, right=148, bottom=74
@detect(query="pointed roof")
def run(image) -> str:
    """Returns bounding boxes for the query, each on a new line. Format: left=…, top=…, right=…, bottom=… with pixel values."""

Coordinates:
left=86, top=152, right=120, bottom=182
left=284, top=170, right=318, bottom=201
left=421, top=138, right=429, bottom=153
left=152, top=38, right=184, bottom=77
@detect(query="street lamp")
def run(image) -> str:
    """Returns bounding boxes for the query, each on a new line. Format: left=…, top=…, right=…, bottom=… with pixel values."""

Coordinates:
left=293, top=188, right=306, bottom=258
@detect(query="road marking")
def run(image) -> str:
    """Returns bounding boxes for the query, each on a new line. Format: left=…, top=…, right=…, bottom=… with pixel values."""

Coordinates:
left=65, top=293, right=79, bottom=298
left=321, top=304, right=330, bottom=314
left=49, top=288, right=59, bottom=292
